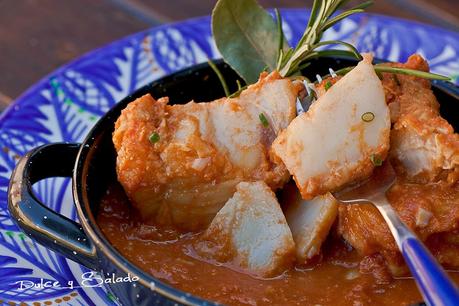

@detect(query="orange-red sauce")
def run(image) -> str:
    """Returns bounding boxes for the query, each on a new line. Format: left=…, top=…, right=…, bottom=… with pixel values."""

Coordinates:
left=96, top=184, right=459, bottom=305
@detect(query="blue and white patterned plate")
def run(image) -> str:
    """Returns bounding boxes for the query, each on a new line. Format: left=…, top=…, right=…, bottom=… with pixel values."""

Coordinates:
left=0, top=9, right=458, bottom=305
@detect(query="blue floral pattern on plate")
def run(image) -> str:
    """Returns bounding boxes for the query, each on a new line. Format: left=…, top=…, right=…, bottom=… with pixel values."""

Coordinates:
left=0, top=9, right=458, bottom=305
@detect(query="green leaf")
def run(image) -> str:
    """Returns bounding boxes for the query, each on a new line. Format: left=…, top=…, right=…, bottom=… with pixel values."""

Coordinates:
left=333, top=65, right=451, bottom=81
left=313, top=40, right=362, bottom=60
left=374, top=66, right=451, bottom=81
left=212, top=0, right=287, bottom=83
left=315, top=49, right=363, bottom=59
left=280, top=43, right=314, bottom=76
left=306, top=0, right=321, bottom=29
left=333, top=66, right=354, bottom=75
left=348, top=0, right=373, bottom=10
left=321, top=9, right=365, bottom=32
left=275, top=8, right=285, bottom=64
left=335, top=0, right=353, bottom=11
left=208, top=59, right=230, bottom=97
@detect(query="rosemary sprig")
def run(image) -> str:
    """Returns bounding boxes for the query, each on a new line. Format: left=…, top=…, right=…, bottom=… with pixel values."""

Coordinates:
left=278, top=0, right=371, bottom=77
left=211, top=0, right=450, bottom=97
left=374, top=66, right=451, bottom=80
left=333, top=65, right=451, bottom=81
left=275, top=8, right=284, bottom=65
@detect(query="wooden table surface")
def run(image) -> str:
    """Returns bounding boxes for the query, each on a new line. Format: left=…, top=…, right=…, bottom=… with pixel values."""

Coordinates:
left=0, top=0, right=458, bottom=109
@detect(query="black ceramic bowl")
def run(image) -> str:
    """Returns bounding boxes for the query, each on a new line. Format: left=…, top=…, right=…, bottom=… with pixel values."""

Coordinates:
left=7, top=57, right=459, bottom=306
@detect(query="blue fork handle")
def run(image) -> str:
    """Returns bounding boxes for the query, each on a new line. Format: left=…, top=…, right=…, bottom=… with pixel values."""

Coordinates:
left=372, top=197, right=459, bottom=305
left=402, top=237, right=459, bottom=306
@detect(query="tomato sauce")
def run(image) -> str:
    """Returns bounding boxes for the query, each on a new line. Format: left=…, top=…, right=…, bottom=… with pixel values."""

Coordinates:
left=96, top=184, right=459, bottom=305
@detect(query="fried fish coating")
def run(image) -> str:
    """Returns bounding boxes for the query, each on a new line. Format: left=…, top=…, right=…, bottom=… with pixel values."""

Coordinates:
left=113, top=72, right=299, bottom=231
left=271, top=54, right=390, bottom=199
left=195, top=181, right=295, bottom=277
left=383, top=54, right=459, bottom=183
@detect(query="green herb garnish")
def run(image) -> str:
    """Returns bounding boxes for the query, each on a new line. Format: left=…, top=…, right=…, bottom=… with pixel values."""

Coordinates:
left=236, top=79, right=243, bottom=91
left=374, top=65, right=450, bottom=80
left=334, top=65, right=450, bottom=81
left=212, top=0, right=288, bottom=84
left=212, top=0, right=367, bottom=84
left=259, top=113, right=269, bottom=127
left=324, top=80, right=332, bottom=91
left=211, top=0, right=449, bottom=95
left=361, top=112, right=375, bottom=122
left=277, top=0, right=371, bottom=77
left=208, top=59, right=230, bottom=97
left=149, top=132, right=160, bottom=144
left=229, top=84, right=248, bottom=98
left=275, top=8, right=284, bottom=64
left=370, top=154, right=383, bottom=166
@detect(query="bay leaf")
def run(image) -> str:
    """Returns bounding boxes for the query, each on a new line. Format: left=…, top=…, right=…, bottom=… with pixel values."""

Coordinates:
left=212, top=0, right=287, bottom=84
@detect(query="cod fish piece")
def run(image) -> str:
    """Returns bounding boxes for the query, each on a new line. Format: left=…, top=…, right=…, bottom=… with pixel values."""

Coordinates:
left=284, top=189, right=339, bottom=263
left=272, top=54, right=390, bottom=199
left=113, top=72, right=299, bottom=231
left=195, top=181, right=295, bottom=277
left=381, top=54, right=459, bottom=183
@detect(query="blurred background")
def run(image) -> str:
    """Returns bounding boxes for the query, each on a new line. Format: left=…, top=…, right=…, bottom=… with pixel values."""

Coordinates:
left=0, top=0, right=458, bottom=109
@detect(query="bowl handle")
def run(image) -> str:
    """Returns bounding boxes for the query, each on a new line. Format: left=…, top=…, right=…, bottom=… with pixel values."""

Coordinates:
left=8, top=143, right=98, bottom=271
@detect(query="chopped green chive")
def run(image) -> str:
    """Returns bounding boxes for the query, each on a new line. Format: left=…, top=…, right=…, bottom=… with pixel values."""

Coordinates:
left=149, top=132, right=160, bottom=144
left=361, top=112, right=375, bottom=122
left=324, top=80, right=332, bottom=91
left=259, top=113, right=269, bottom=128
left=370, top=154, right=383, bottom=167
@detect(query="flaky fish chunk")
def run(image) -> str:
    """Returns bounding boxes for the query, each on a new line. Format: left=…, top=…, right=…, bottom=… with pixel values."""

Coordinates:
left=338, top=181, right=459, bottom=276
left=283, top=189, right=339, bottom=263
left=113, top=72, right=299, bottom=231
left=381, top=54, right=459, bottom=183
left=195, top=181, right=295, bottom=277
left=272, top=54, right=391, bottom=199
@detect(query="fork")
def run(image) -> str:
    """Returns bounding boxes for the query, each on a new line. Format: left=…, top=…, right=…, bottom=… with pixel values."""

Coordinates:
left=298, top=70, right=459, bottom=305
left=296, top=68, right=337, bottom=114
left=334, top=162, right=459, bottom=306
